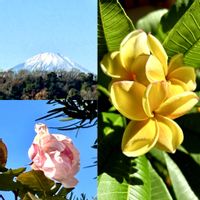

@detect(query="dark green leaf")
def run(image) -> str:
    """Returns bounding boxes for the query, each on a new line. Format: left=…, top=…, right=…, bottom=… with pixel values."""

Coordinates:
left=17, top=170, right=55, bottom=192
left=23, top=192, right=41, bottom=200
left=0, top=173, right=22, bottom=191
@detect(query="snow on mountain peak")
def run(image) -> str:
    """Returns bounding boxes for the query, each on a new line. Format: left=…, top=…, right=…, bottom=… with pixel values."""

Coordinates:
left=10, top=52, right=89, bottom=73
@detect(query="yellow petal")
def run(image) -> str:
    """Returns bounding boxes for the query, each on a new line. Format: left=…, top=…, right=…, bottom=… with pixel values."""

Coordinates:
left=100, top=52, right=130, bottom=79
left=168, top=53, right=184, bottom=73
left=146, top=55, right=166, bottom=82
left=120, top=30, right=150, bottom=67
left=167, top=67, right=196, bottom=91
left=143, top=81, right=168, bottom=117
left=147, top=33, right=168, bottom=75
left=156, top=92, right=199, bottom=119
left=167, top=79, right=186, bottom=97
left=110, top=81, right=148, bottom=120
left=122, top=119, right=158, bottom=157
left=155, top=115, right=183, bottom=153
left=129, top=54, right=150, bottom=86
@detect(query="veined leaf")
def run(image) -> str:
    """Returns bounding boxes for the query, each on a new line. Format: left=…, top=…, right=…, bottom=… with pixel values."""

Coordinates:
left=136, top=9, right=168, bottom=35
left=164, top=153, right=198, bottom=200
left=149, top=162, right=172, bottom=200
left=98, top=0, right=134, bottom=60
left=98, top=0, right=134, bottom=88
left=157, top=0, right=194, bottom=41
left=98, top=156, right=151, bottom=200
left=162, top=0, right=200, bottom=67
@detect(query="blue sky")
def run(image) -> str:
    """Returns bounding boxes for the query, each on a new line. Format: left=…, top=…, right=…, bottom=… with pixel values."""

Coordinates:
left=0, top=100, right=97, bottom=199
left=0, top=0, right=97, bottom=73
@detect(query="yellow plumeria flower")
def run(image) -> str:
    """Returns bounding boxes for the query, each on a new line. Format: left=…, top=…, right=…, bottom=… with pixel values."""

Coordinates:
left=111, top=81, right=198, bottom=157
left=101, top=30, right=196, bottom=94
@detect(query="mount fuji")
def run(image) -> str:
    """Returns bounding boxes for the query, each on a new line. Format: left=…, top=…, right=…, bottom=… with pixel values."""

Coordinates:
left=10, top=52, right=89, bottom=73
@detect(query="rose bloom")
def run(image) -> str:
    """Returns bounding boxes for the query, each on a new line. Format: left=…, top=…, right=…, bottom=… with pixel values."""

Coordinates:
left=28, top=123, right=80, bottom=188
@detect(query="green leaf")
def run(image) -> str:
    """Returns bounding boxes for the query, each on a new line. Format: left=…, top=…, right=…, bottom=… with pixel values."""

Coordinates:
left=0, top=173, right=22, bottom=191
left=162, top=0, right=200, bottom=67
left=157, top=0, right=194, bottom=41
left=164, top=153, right=198, bottom=200
left=98, top=156, right=151, bottom=200
left=98, top=0, right=134, bottom=88
left=98, top=0, right=134, bottom=60
left=149, top=162, right=173, bottom=200
left=4, top=167, right=26, bottom=176
left=17, top=170, right=55, bottom=192
left=136, top=9, right=168, bottom=35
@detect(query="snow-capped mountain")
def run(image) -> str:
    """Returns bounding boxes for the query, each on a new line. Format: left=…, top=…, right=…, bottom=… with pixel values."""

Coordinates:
left=10, top=52, right=89, bottom=73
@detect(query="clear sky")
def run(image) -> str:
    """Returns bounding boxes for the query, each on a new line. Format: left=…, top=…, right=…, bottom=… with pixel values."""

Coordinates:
left=0, top=100, right=97, bottom=199
left=0, top=0, right=97, bottom=73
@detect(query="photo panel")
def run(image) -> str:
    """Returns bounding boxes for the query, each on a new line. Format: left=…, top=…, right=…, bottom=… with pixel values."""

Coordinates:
left=98, top=0, right=200, bottom=199
left=0, top=1, right=97, bottom=200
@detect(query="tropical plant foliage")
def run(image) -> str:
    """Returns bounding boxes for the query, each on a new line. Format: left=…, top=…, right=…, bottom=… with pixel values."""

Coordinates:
left=98, top=0, right=200, bottom=199
left=0, top=70, right=97, bottom=100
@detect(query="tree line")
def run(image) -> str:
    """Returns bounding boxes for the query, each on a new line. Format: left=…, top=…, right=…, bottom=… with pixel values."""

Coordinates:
left=0, top=69, right=97, bottom=100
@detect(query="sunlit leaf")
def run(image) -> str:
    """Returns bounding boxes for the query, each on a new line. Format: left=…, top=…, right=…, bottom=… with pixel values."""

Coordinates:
left=157, top=0, right=194, bottom=41
left=98, top=0, right=134, bottom=60
left=162, top=0, right=200, bottom=67
left=98, top=156, right=150, bottom=200
left=164, top=153, right=198, bottom=200
left=149, top=162, right=173, bottom=200
left=98, top=0, right=134, bottom=88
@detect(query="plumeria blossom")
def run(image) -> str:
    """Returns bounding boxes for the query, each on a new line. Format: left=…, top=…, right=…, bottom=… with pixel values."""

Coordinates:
left=100, top=29, right=199, bottom=156
left=111, top=81, right=198, bottom=157
left=28, top=123, right=80, bottom=188
left=100, top=30, right=196, bottom=95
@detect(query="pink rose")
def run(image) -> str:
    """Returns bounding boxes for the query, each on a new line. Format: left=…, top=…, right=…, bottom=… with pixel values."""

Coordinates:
left=28, top=123, right=80, bottom=188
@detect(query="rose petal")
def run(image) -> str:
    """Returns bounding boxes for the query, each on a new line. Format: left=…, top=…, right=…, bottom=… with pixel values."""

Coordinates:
left=61, top=177, right=78, bottom=188
left=100, top=52, right=130, bottom=79
left=39, top=134, right=66, bottom=152
left=146, top=55, right=166, bottom=82
left=120, top=30, right=150, bottom=67
left=167, top=67, right=196, bottom=91
left=110, top=81, right=148, bottom=120
left=142, top=81, right=168, bottom=117
left=122, top=119, right=158, bottom=157
left=147, top=33, right=168, bottom=75
left=155, top=115, right=183, bottom=153
left=156, top=92, right=199, bottom=119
